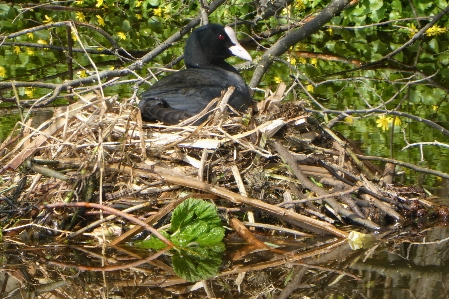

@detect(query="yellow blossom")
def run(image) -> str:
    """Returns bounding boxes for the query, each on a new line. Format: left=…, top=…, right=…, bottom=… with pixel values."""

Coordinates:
left=96, top=0, right=104, bottom=7
left=109, top=66, right=115, bottom=70
left=274, top=76, right=282, bottom=84
left=327, top=27, right=333, bottom=36
left=136, top=1, right=142, bottom=7
left=163, top=6, right=172, bottom=15
left=310, top=58, right=318, bottom=66
left=26, top=47, right=35, bottom=56
left=376, top=115, right=393, bottom=131
left=408, top=23, right=418, bottom=38
left=432, top=105, right=438, bottom=111
left=96, top=15, right=105, bottom=26
left=0, top=66, right=6, bottom=78
left=306, top=84, right=314, bottom=92
left=136, top=14, right=142, bottom=20
left=426, top=25, right=447, bottom=36
left=393, top=117, right=401, bottom=126
left=27, top=32, right=34, bottom=39
left=72, top=33, right=78, bottom=42
left=37, top=39, right=49, bottom=50
left=153, top=8, right=162, bottom=17
left=24, top=88, right=34, bottom=98
left=298, top=57, right=307, bottom=64
left=295, top=43, right=307, bottom=51
left=294, top=0, right=305, bottom=10
left=43, top=15, right=53, bottom=23
left=77, top=70, right=88, bottom=78
left=289, top=57, right=297, bottom=65
left=75, top=12, right=86, bottom=22
left=75, top=0, right=84, bottom=4
left=117, top=32, right=126, bottom=40
left=344, top=116, right=354, bottom=125
left=14, top=46, right=21, bottom=54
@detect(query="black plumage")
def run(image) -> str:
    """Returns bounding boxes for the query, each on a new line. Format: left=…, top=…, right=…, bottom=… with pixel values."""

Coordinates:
left=138, top=24, right=253, bottom=125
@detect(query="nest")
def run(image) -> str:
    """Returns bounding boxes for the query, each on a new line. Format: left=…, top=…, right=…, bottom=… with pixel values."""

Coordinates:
left=0, top=85, right=442, bottom=295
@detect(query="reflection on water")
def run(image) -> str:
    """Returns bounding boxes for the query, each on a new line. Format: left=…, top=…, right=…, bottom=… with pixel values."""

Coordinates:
left=0, top=109, right=54, bottom=142
left=1, top=225, right=449, bottom=298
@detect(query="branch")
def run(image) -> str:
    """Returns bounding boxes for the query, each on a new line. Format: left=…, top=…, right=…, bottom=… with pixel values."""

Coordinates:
left=372, top=5, right=449, bottom=64
left=249, top=0, right=351, bottom=88
left=1, top=0, right=227, bottom=107
left=309, top=108, right=449, bottom=138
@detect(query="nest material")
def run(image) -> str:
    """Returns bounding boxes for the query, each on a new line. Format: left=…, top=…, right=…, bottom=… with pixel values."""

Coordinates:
left=0, top=87, right=434, bottom=244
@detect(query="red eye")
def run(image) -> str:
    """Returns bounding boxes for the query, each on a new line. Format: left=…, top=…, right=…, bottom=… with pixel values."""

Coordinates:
left=218, top=34, right=225, bottom=40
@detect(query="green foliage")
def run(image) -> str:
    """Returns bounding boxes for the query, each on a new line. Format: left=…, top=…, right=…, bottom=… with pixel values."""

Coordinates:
left=172, top=242, right=225, bottom=282
left=136, top=198, right=225, bottom=282
left=1, top=0, right=448, bottom=184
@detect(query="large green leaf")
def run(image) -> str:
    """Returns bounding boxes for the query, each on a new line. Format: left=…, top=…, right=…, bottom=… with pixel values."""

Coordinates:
left=171, top=198, right=222, bottom=233
left=172, top=243, right=225, bottom=282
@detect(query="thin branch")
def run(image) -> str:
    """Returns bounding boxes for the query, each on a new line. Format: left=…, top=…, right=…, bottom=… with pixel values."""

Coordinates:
left=249, top=0, right=351, bottom=88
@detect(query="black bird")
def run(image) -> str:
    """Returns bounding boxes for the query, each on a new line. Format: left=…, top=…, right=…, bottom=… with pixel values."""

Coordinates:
left=138, top=24, right=253, bottom=125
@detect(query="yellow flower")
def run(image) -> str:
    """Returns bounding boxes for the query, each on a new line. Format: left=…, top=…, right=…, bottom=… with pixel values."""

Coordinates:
left=27, top=32, right=34, bottom=39
left=327, top=27, right=333, bottom=36
left=274, top=76, right=282, bottom=84
left=24, top=87, right=34, bottom=98
left=26, top=48, right=35, bottom=56
left=153, top=8, right=162, bottom=17
left=77, top=70, right=88, bottom=78
left=310, top=58, right=318, bottom=66
left=295, top=43, right=307, bottom=51
left=37, top=39, right=49, bottom=50
left=163, top=6, right=172, bottom=15
left=72, top=33, right=78, bottom=42
left=306, top=84, right=314, bottom=92
left=393, top=117, right=401, bottom=126
left=96, top=0, right=104, bottom=8
left=344, top=116, right=354, bottom=125
left=136, top=1, right=142, bottom=7
left=408, top=23, right=418, bottom=38
left=289, top=57, right=297, bottom=65
left=75, top=0, right=84, bottom=4
left=136, top=14, right=142, bottom=20
left=96, top=15, right=105, bottom=26
left=426, top=25, right=447, bottom=36
left=376, top=115, right=393, bottom=131
left=0, top=66, right=6, bottom=78
left=14, top=46, right=21, bottom=54
left=75, top=12, right=86, bottom=22
left=432, top=105, right=438, bottom=111
left=294, top=0, right=305, bottom=10
left=109, top=66, right=115, bottom=70
left=43, top=15, right=53, bottom=23
left=298, top=57, right=307, bottom=64
left=117, top=32, right=126, bottom=40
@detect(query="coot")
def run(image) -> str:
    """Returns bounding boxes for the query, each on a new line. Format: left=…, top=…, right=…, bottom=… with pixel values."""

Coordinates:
left=138, top=24, right=253, bottom=125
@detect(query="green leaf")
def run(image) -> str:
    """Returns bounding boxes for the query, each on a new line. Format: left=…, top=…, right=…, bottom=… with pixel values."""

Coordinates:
left=172, top=243, right=225, bottom=282
left=369, top=0, right=383, bottom=11
left=135, top=230, right=171, bottom=250
left=135, top=198, right=224, bottom=249
left=122, top=20, right=131, bottom=32
left=171, top=198, right=222, bottom=233
left=147, top=0, right=160, bottom=6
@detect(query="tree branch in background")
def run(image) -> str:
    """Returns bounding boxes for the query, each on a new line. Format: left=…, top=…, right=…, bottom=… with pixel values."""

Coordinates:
left=249, top=0, right=351, bottom=88
left=0, top=0, right=228, bottom=108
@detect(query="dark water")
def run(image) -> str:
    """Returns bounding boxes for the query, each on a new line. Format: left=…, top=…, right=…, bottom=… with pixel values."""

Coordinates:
left=1, top=225, right=449, bottom=298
